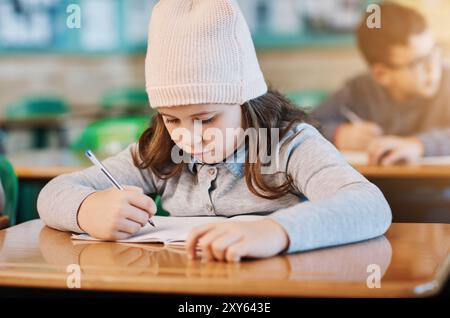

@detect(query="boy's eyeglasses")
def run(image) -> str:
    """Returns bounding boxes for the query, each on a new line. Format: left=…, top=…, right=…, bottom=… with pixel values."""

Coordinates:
left=384, top=45, right=443, bottom=72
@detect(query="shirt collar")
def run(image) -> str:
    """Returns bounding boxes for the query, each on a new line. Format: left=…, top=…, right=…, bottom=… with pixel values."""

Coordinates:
left=187, top=144, right=245, bottom=177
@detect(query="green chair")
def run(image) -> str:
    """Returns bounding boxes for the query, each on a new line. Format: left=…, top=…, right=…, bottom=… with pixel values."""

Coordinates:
left=101, top=88, right=149, bottom=113
left=71, top=115, right=169, bottom=216
left=0, top=155, right=19, bottom=227
left=154, top=195, right=169, bottom=217
left=5, top=96, right=69, bottom=148
left=5, top=96, right=69, bottom=119
left=285, top=90, right=329, bottom=112
left=71, top=116, right=150, bottom=157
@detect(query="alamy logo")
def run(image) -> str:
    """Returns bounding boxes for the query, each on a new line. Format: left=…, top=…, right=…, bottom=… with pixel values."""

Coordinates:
left=66, top=4, right=81, bottom=29
left=366, top=4, right=381, bottom=29
left=66, top=264, right=81, bottom=289
left=366, top=263, right=381, bottom=289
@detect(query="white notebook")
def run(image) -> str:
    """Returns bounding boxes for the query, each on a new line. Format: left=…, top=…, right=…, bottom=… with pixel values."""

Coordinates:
left=71, top=215, right=263, bottom=246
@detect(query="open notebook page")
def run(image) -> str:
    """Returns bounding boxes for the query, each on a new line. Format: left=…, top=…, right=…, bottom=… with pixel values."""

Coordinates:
left=72, top=215, right=263, bottom=245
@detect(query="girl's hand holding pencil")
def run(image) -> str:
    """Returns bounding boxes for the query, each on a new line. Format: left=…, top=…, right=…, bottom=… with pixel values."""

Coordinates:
left=77, top=185, right=157, bottom=241
left=77, top=150, right=157, bottom=241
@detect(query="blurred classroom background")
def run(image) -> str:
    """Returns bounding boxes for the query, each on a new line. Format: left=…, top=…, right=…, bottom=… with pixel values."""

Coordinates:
left=1, top=0, right=450, bottom=226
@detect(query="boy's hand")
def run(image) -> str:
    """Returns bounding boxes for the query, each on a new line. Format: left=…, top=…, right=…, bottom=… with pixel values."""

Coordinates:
left=334, top=122, right=383, bottom=151
left=186, top=219, right=289, bottom=262
left=367, top=136, right=424, bottom=165
left=77, top=185, right=156, bottom=241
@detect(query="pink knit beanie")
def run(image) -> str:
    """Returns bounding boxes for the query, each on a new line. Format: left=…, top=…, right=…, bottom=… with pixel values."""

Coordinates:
left=145, top=0, right=268, bottom=108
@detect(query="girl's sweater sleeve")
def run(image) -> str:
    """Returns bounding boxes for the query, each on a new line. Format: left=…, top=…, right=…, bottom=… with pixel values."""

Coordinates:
left=37, top=144, right=161, bottom=233
left=0, top=181, right=4, bottom=213
left=268, top=124, right=392, bottom=253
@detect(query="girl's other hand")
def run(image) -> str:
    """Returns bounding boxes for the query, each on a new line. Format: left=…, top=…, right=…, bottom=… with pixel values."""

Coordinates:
left=77, top=185, right=156, bottom=240
left=186, top=219, right=290, bottom=263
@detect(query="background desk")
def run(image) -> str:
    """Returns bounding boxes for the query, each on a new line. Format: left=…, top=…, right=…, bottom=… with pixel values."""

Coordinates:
left=8, top=149, right=89, bottom=180
left=9, top=149, right=450, bottom=180
left=354, top=165, right=450, bottom=179
left=352, top=165, right=450, bottom=224
left=0, top=220, right=449, bottom=298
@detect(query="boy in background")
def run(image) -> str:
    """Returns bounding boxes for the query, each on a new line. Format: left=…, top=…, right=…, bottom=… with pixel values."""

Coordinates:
left=312, top=2, right=450, bottom=165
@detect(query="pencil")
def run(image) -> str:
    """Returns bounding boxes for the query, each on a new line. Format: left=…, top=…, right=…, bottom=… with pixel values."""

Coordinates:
left=85, top=150, right=155, bottom=227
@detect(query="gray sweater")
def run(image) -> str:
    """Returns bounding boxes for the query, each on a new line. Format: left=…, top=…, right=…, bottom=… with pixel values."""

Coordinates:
left=37, top=123, right=392, bottom=253
left=312, top=68, right=450, bottom=156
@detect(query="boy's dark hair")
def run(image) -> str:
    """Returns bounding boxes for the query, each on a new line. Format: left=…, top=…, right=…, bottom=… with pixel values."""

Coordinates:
left=356, top=2, right=428, bottom=65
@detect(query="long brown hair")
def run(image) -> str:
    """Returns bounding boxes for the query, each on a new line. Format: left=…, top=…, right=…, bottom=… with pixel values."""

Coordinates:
left=133, top=89, right=314, bottom=199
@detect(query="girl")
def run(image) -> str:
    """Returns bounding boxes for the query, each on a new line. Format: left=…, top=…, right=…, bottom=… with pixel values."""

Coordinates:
left=37, top=0, right=391, bottom=263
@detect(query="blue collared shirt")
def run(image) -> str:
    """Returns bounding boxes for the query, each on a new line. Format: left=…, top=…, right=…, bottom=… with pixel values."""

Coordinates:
left=187, top=143, right=246, bottom=177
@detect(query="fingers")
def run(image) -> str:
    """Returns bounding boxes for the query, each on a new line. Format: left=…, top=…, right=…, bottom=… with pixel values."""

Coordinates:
left=197, top=228, right=228, bottom=261
left=115, top=185, right=155, bottom=223
left=111, top=231, right=132, bottom=241
left=365, top=135, right=423, bottom=166
left=368, top=139, right=395, bottom=165
left=127, top=191, right=157, bottom=218
left=225, top=240, right=248, bottom=263
left=358, top=134, right=378, bottom=151
left=210, top=233, right=243, bottom=261
left=353, top=121, right=382, bottom=138
left=123, top=185, right=144, bottom=193
left=365, top=122, right=383, bottom=137
left=185, top=223, right=218, bottom=259
left=185, top=221, right=286, bottom=263
left=379, top=149, right=404, bottom=166
left=123, top=205, right=149, bottom=227
left=186, top=224, right=248, bottom=262
left=116, top=218, right=143, bottom=235
left=336, top=122, right=383, bottom=151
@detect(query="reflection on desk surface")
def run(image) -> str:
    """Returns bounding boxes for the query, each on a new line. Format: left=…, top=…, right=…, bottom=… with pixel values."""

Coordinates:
left=0, top=220, right=449, bottom=297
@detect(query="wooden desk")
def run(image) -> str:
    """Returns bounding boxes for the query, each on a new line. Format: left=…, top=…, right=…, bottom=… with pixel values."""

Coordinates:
left=0, top=220, right=449, bottom=297
left=344, top=151, right=450, bottom=179
left=353, top=164, right=450, bottom=179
